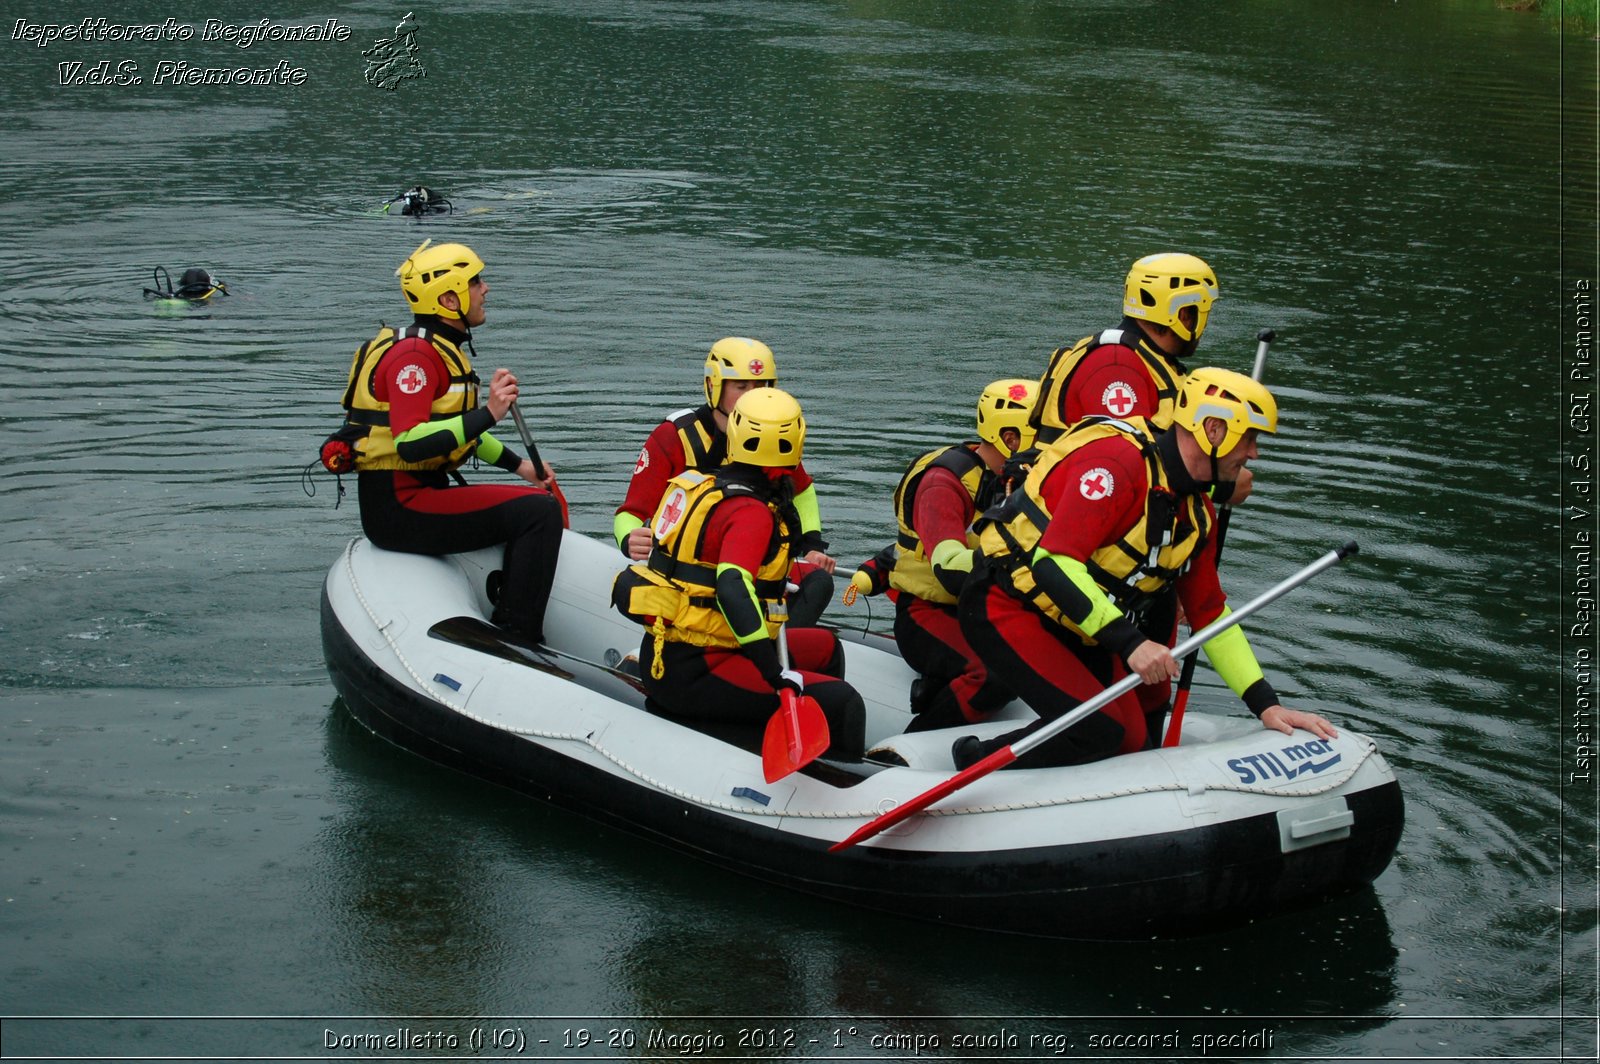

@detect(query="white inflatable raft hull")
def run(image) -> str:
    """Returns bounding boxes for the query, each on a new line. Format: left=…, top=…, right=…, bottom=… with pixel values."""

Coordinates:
left=320, top=531, right=1403, bottom=939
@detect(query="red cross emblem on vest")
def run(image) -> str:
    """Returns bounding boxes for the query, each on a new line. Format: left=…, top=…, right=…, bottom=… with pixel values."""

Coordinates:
left=1079, top=467, right=1114, bottom=501
left=654, top=487, right=688, bottom=538
left=1102, top=380, right=1135, bottom=417
left=396, top=363, right=429, bottom=395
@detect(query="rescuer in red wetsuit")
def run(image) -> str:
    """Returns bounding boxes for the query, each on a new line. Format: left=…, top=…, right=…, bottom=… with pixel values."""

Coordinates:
left=1032, top=253, right=1224, bottom=439
left=951, top=368, right=1336, bottom=770
left=853, top=379, right=1038, bottom=732
left=614, top=337, right=836, bottom=626
left=612, top=388, right=865, bottom=760
left=339, top=240, right=563, bottom=644
left=1030, top=253, right=1257, bottom=713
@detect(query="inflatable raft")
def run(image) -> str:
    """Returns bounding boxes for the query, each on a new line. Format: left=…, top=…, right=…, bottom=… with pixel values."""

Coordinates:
left=320, top=530, right=1403, bottom=940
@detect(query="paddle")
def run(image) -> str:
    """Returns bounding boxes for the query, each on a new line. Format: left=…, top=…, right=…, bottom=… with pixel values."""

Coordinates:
left=509, top=400, right=571, bottom=528
left=761, top=625, right=831, bottom=782
left=1163, top=328, right=1275, bottom=748
left=829, top=540, right=1358, bottom=852
left=1250, top=326, right=1275, bottom=382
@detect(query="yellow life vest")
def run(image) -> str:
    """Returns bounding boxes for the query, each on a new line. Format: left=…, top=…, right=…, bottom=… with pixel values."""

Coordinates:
left=1030, top=326, right=1184, bottom=445
left=340, top=325, right=481, bottom=472
left=887, top=444, right=995, bottom=605
left=668, top=406, right=726, bottom=472
left=612, top=470, right=793, bottom=658
left=977, top=417, right=1211, bottom=639
left=657, top=406, right=828, bottom=545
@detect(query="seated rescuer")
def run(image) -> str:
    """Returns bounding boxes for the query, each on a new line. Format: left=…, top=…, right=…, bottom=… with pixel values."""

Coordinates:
left=951, top=368, right=1336, bottom=770
left=614, top=337, right=836, bottom=627
left=612, top=388, right=866, bottom=761
left=1029, top=252, right=1253, bottom=713
left=854, top=379, right=1039, bottom=733
left=339, top=239, right=564, bottom=644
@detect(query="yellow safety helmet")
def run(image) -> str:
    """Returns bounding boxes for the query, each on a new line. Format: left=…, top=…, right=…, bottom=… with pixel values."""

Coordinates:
left=726, top=387, right=805, bottom=468
left=1123, top=253, right=1219, bottom=343
left=704, top=337, right=778, bottom=409
left=396, top=239, right=484, bottom=320
left=1173, top=367, right=1278, bottom=458
left=975, top=378, right=1038, bottom=459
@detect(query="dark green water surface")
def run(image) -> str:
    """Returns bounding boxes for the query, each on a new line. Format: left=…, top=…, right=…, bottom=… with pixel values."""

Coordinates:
left=1, top=1, right=1594, bottom=1059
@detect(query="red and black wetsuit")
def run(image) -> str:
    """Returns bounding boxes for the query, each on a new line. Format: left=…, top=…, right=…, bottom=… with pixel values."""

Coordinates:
left=1030, top=319, right=1197, bottom=704
left=355, top=319, right=562, bottom=643
left=618, top=405, right=833, bottom=625
left=889, top=448, right=1015, bottom=731
left=640, top=466, right=864, bottom=760
left=958, top=428, right=1263, bottom=768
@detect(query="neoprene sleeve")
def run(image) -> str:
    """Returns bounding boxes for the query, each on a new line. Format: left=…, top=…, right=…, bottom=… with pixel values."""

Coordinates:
left=613, top=511, right=645, bottom=549
left=393, top=407, right=497, bottom=464
left=714, top=563, right=769, bottom=646
left=930, top=538, right=975, bottom=597
left=1199, top=606, right=1279, bottom=714
left=792, top=483, right=823, bottom=537
left=1026, top=551, right=1146, bottom=661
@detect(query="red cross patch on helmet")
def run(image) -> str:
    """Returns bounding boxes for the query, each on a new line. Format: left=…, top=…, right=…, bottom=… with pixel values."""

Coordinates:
left=1079, top=467, right=1115, bottom=501
left=747, top=358, right=765, bottom=376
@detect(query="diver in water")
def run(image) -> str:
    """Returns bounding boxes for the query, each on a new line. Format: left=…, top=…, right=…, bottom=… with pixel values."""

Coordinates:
left=383, top=185, right=453, bottom=217
left=143, top=266, right=229, bottom=305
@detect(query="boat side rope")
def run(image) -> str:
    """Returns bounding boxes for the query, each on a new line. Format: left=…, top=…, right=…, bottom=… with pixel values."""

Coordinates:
left=339, top=540, right=1379, bottom=821
left=907, top=745, right=1378, bottom=816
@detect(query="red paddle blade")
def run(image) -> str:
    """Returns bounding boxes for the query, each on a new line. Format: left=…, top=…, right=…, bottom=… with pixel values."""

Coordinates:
left=761, top=691, right=830, bottom=783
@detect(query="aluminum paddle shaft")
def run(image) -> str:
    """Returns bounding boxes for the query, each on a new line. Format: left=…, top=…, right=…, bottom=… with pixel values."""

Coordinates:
left=1251, top=328, right=1276, bottom=382
left=829, top=540, right=1359, bottom=853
